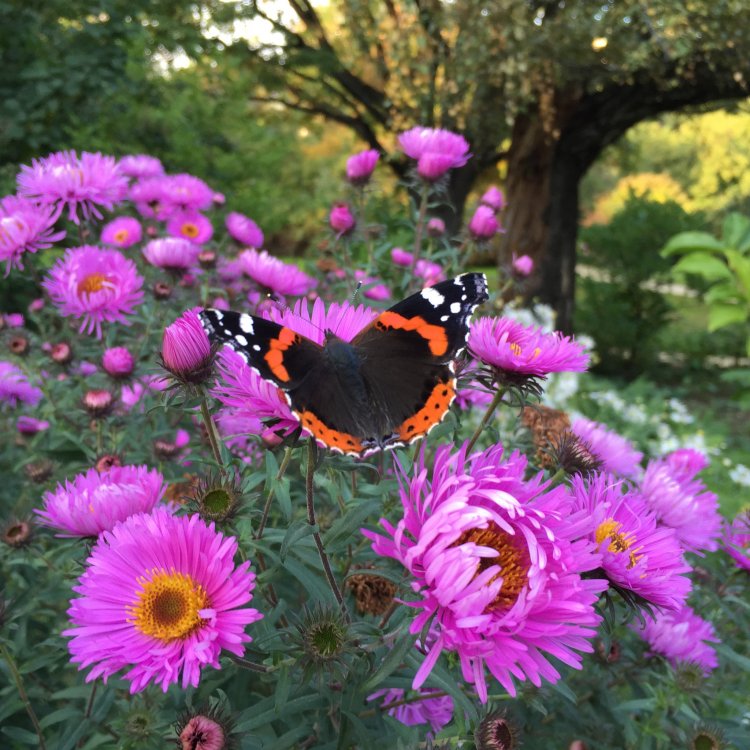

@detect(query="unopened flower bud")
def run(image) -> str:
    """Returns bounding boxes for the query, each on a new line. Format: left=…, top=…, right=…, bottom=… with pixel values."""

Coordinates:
left=9, top=336, right=29, bottom=355
left=153, top=281, right=173, bottom=300
left=50, top=342, right=73, bottom=364
left=82, top=389, right=113, bottom=418
left=161, top=308, right=213, bottom=386
left=329, top=203, right=356, bottom=236
left=102, top=347, right=135, bottom=378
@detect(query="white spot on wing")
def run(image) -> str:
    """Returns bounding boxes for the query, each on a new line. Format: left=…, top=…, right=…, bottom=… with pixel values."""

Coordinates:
left=253, top=344, right=261, bottom=351
left=450, top=302, right=461, bottom=313
left=239, top=315, right=254, bottom=334
left=235, top=334, right=248, bottom=346
left=440, top=314, right=449, bottom=322
left=421, top=287, right=445, bottom=307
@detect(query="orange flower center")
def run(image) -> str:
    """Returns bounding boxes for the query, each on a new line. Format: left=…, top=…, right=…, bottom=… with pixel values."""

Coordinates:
left=453, top=522, right=530, bottom=613
left=595, top=518, right=642, bottom=570
left=129, top=569, right=209, bottom=641
left=113, top=229, right=130, bottom=244
left=180, top=222, right=200, bottom=239
left=77, top=273, right=111, bottom=296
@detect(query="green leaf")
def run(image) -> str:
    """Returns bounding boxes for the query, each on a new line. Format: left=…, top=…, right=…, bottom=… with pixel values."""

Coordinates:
left=1, top=726, right=41, bottom=745
left=722, top=212, right=750, bottom=250
left=280, top=518, right=316, bottom=562
left=725, top=249, right=750, bottom=297
left=323, top=499, right=380, bottom=552
left=707, top=303, right=748, bottom=332
left=672, top=253, right=732, bottom=281
left=361, top=631, right=416, bottom=692
left=274, top=664, right=291, bottom=714
left=661, top=232, right=726, bottom=257
left=235, top=694, right=324, bottom=731
left=717, top=644, right=750, bottom=672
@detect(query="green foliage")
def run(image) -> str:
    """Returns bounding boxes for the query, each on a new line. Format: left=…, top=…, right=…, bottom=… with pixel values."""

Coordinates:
left=662, top=213, right=750, bottom=358
left=577, top=196, right=706, bottom=376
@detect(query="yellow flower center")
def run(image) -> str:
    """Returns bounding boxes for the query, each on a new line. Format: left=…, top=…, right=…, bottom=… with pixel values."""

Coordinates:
left=77, top=272, right=111, bottom=296
left=508, top=342, right=541, bottom=359
left=595, top=518, right=642, bottom=570
left=180, top=222, right=200, bottom=239
left=453, top=522, right=530, bottom=613
left=129, top=569, right=209, bottom=641
left=113, top=229, right=130, bottom=244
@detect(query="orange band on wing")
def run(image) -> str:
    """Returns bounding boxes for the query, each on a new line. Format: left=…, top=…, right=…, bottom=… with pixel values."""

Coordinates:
left=296, top=409, right=364, bottom=454
left=396, top=379, right=455, bottom=442
left=374, top=312, right=449, bottom=357
left=264, top=327, right=299, bottom=382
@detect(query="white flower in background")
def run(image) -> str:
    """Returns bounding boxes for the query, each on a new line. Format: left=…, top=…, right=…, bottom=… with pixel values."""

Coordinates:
left=729, top=464, right=750, bottom=488
left=668, top=398, right=695, bottom=425
left=623, top=403, right=648, bottom=424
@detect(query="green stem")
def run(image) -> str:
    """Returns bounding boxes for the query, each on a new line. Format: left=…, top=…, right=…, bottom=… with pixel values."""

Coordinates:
left=306, top=439, right=347, bottom=615
left=75, top=683, right=98, bottom=749
left=465, top=388, right=506, bottom=454
left=409, top=183, right=431, bottom=281
left=255, top=446, right=294, bottom=540
left=199, top=395, right=224, bottom=467
left=0, top=643, right=46, bottom=750
left=227, top=654, right=271, bottom=673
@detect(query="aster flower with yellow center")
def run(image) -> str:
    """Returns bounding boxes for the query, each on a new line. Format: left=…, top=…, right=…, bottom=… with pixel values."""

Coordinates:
left=100, top=216, right=142, bottom=249
left=571, top=473, right=692, bottom=610
left=365, top=442, right=606, bottom=702
left=64, top=508, right=262, bottom=693
left=167, top=211, right=214, bottom=244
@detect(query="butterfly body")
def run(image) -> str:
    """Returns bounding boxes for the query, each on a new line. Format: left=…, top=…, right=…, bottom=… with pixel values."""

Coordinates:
left=201, top=273, right=488, bottom=457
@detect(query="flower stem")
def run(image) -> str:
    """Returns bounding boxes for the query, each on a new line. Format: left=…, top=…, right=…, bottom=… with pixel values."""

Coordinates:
left=0, top=643, right=46, bottom=750
left=227, top=654, right=270, bottom=673
left=199, top=394, right=224, bottom=467
left=255, top=446, right=293, bottom=540
left=306, top=438, right=347, bottom=617
left=409, top=183, right=431, bottom=282
left=465, top=388, right=506, bottom=454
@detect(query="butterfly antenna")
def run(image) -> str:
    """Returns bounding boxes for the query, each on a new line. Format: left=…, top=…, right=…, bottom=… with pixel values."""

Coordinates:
left=351, top=281, right=362, bottom=306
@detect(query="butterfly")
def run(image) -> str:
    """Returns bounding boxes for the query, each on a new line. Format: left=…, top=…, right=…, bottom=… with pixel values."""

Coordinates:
left=200, top=272, right=488, bottom=457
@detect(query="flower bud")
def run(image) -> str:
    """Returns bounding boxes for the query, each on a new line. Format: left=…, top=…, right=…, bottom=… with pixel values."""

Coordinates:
left=95, top=454, right=122, bottom=473
left=468, top=205, right=501, bottom=240
left=153, top=281, right=172, bottom=300
left=50, top=342, right=73, bottom=365
left=346, top=149, right=379, bottom=185
left=16, top=416, right=49, bottom=435
left=102, top=347, right=135, bottom=378
left=2, top=519, right=32, bottom=548
left=9, top=336, right=29, bottom=356
left=329, top=203, right=356, bottom=236
left=512, top=254, right=534, bottom=277
left=161, top=308, right=213, bottom=385
left=481, top=185, right=505, bottom=212
left=82, top=389, right=113, bottom=418
left=427, top=217, right=446, bottom=237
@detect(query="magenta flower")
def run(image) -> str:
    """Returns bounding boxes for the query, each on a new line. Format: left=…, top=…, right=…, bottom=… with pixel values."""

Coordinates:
left=468, top=205, right=501, bottom=240
left=100, top=216, right=142, bottom=249
left=512, top=254, right=534, bottom=277
left=354, top=270, right=390, bottom=300
left=158, top=173, right=214, bottom=215
left=43, top=246, right=144, bottom=338
left=4, top=313, right=24, bottom=328
left=426, top=217, right=445, bottom=237
left=368, top=688, right=453, bottom=734
left=639, top=452, right=722, bottom=554
left=63, top=508, right=263, bottom=692
left=346, top=149, right=380, bottom=185
left=329, top=203, right=356, bottom=236
left=0, top=362, right=42, bottom=408
left=167, top=211, right=214, bottom=244
left=130, top=177, right=166, bottom=219
left=102, top=346, right=135, bottom=378
left=571, top=473, right=691, bottom=609
left=399, top=127, right=471, bottom=181
left=724, top=511, right=750, bottom=571
left=665, top=447, right=709, bottom=479
left=118, top=154, right=164, bottom=179
left=35, top=465, right=166, bottom=537
left=216, top=408, right=265, bottom=463
left=480, top=186, right=505, bottom=212
left=238, top=248, right=316, bottom=297
left=16, top=415, right=50, bottom=435
left=633, top=604, right=719, bottom=675
left=162, top=308, right=213, bottom=384
left=0, top=195, right=66, bottom=274
left=226, top=212, right=264, bottom=248
left=365, top=442, right=605, bottom=702
left=143, top=237, right=201, bottom=272
left=469, top=317, right=589, bottom=381
left=391, top=247, right=412, bottom=267
left=455, top=378, right=494, bottom=410
left=17, top=150, right=127, bottom=224
left=570, top=418, right=643, bottom=479
left=416, top=259, right=445, bottom=286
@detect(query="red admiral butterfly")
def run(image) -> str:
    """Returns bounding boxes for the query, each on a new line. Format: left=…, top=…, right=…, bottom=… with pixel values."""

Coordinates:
left=200, top=272, right=488, bottom=457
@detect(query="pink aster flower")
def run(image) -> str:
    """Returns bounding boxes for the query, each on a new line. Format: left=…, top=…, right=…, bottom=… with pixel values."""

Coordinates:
left=102, top=346, right=135, bottom=378
left=633, top=604, right=719, bottom=675
left=130, top=177, right=166, bottom=219
left=162, top=308, right=213, bottom=384
left=63, top=508, right=263, bottom=693
left=346, top=149, right=380, bottom=185
left=368, top=688, right=453, bottom=734
left=178, top=714, right=226, bottom=750
left=469, top=317, right=589, bottom=382
left=455, top=378, right=494, bottom=410
left=512, top=254, right=534, bottom=277
left=17, top=150, right=127, bottom=224
left=43, top=246, right=144, bottom=338
left=4, top=313, right=24, bottom=328
left=226, top=212, right=264, bottom=248
left=639, top=453, right=722, bottom=554
left=571, top=473, right=691, bottom=609
left=0, top=361, right=42, bottom=408
left=118, top=154, right=164, bottom=180
left=365, top=442, right=605, bottom=702
left=100, top=216, right=142, bottom=249
left=329, top=203, right=356, bottom=236
left=0, top=195, right=66, bottom=274
left=399, top=126, right=471, bottom=182
left=143, top=237, right=201, bottom=272
left=237, top=248, right=316, bottom=297
left=167, top=211, right=214, bottom=244
left=16, top=415, right=50, bottom=435
left=480, top=186, right=505, bottom=212
left=158, top=173, right=214, bottom=215
left=35, top=465, right=166, bottom=537
left=570, top=418, right=643, bottom=479
left=427, top=217, right=445, bottom=237
left=664, top=447, right=709, bottom=480
left=354, top=270, right=390, bottom=300
left=468, top=205, right=501, bottom=240
left=216, top=408, right=265, bottom=463
left=391, top=247, right=412, bottom=267
left=724, top=511, right=750, bottom=571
